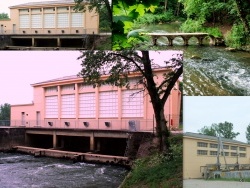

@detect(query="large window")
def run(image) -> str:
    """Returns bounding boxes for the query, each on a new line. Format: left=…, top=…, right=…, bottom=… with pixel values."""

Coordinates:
left=61, top=94, right=75, bottom=118
left=99, top=91, right=118, bottom=117
left=57, top=13, right=69, bottom=28
left=79, top=93, right=95, bottom=118
left=31, top=14, right=42, bottom=28
left=45, top=96, right=58, bottom=118
left=122, top=90, right=143, bottom=117
left=44, top=14, right=55, bottom=28
left=210, top=143, right=218, bottom=148
left=210, top=151, right=217, bottom=156
left=20, top=15, right=30, bottom=28
left=45, top=86, right=57, bottom=93
left=71, top=13, right=83, bottom=27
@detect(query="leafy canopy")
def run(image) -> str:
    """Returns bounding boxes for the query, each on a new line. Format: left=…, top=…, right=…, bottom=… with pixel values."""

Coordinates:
left=198, top=121, right=240, bottom=139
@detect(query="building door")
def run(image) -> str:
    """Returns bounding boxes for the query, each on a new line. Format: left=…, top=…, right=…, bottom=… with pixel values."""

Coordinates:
left=21, top=112, right=25, bottom=125
left=13, top=24, right=16, bottom=34
left=36, top=111, right=41, bottom=125
left=0, top=25, right=3, bottom=34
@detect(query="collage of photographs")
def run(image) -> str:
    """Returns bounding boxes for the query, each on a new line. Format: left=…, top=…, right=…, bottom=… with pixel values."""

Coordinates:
left=0, top=0, right=250, bottom=187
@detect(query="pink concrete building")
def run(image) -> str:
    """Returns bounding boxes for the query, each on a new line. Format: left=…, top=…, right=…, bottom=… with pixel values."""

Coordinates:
left=11, top=68, right=181, bottom=132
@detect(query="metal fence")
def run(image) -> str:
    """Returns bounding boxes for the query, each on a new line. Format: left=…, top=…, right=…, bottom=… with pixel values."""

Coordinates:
left=0, top=120, right=10, bottom=126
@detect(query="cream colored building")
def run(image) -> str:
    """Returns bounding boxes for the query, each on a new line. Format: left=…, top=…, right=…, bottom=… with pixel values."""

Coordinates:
left=0, top=0, right=99, bottom=35
left=183, top=132, right=250, bottom=179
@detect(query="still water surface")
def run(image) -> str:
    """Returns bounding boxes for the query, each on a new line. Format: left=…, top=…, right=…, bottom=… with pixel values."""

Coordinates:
left=0, top=152, right=128, bottom=188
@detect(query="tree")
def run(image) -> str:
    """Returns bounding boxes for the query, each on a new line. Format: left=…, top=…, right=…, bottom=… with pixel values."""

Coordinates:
left=234, top=0, right=250, bottom=34
left=78, top=50, right=183, bottom=153
left=198, top=121, right=240, bottom=139
left=74, top=0, right=112, bottom=24
left=0, top=13, right=9, bottom=20
left=246, top=124, right=250, bottom=144
left=0, top=103, right=10, bottom=120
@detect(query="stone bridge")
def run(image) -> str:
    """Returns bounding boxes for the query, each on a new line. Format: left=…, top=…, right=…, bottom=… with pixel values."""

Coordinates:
left=142, top=32, right=222, bottom=46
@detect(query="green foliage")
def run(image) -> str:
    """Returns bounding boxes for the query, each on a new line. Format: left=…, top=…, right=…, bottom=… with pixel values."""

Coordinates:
left=99, top=5, right=111, bottom=31
left=225, top=23, right=248, bottom=48
left=180, top=18, right=204, bottom=32
left=0, top=103, right=10, bottom=120
left=112, top=0, right=160, bottom=50
left=198, top=121, right=240, bottom=139
left=246, top=124, right=250, bottom=144
left=121, top=135, right=182, bottom=188
left=0, top=13, right=9, bottom=20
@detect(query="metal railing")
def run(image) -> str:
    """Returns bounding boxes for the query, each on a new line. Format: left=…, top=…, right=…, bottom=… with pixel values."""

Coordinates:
left=0, top=120, right=10, bottom=126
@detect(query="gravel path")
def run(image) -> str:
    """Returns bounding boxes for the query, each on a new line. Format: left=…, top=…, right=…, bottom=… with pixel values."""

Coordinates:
left=184, top=179, right=250, bottom=188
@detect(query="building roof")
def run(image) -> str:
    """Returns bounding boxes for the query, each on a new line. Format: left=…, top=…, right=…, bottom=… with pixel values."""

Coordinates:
left=9, top=0, right=77, bottom=8
left=184, top=132, right=248, bottom=145
left=32, top=75, right=79, bottom=86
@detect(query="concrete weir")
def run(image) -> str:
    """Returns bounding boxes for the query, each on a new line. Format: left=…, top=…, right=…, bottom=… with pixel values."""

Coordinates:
left=13, top=146, right=131, bottom=167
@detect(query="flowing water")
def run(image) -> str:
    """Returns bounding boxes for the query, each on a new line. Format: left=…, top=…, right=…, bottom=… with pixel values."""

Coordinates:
left=141, top=23, right=250, bottom=95
left=0, top=152, right=128, bottom=188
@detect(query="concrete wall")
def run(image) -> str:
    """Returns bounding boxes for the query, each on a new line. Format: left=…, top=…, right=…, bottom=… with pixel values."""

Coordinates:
left=0, top=127, right=26, bottom=150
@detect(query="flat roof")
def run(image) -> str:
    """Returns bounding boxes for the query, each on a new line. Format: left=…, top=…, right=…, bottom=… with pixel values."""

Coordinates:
left=184, top=132, right=248, bottom=145
left=9, top=0, right=78, bottom=8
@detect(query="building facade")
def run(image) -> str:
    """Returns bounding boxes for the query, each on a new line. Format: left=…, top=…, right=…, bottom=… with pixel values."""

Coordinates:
left=0, top=0, right=99, bottom=35
left=11, top=69, right=182, bottom=132
left=184, top=132, right=250, bottom=179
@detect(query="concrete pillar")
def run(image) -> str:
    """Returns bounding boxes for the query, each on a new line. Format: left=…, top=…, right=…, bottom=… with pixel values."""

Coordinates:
left=53, top=131, right=57, bottom=148
left=167, top=37, right=173, bottom=46
left=198, top=37, right=204, bottom=46
left=183, top=37, right=189, bottom=46
left=32, top=38, right=35, bottom=47
left=96, top=138, right=101, bottom=151
left=25, top=133, right=30, bottom=146
left=152, top=36, right=158, bottom=46
left=57, top=37, right=61, bottom=47
left=90, top=133, right=95, bottom=151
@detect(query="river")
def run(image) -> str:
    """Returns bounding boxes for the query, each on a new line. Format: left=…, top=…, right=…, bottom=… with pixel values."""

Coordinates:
left=0, top=152, right=128, bottom=188
left=141, top=23, right=250, bottom=95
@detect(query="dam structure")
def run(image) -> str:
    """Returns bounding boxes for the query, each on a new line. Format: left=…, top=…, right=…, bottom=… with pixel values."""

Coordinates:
left=6, top=68, right=181, bottom=165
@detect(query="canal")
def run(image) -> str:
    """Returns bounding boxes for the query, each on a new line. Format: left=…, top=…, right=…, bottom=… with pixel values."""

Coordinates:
left=0, top=152, right=128, bottom=188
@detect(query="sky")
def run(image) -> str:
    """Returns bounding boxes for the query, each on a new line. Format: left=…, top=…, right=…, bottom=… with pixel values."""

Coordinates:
left=183, top=96, right=250, bottom=143
left=0, top=51, right=82, bottom=105
left=0, top=0, right=54, bottom=15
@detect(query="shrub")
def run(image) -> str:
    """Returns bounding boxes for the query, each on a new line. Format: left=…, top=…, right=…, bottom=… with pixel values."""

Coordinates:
left=225, top=23, right=247, bottom=48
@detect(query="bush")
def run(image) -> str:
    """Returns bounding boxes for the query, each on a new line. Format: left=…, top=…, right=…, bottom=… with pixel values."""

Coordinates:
left=225, top=23, right=247, bottom=48
left=180, top=19, right=204, bottom=32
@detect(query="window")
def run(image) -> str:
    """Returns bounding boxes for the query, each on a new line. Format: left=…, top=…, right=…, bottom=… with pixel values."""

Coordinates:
left=79, top=93, right=95, bottom=118
left=231, top=146, right=238, bottom=150
left=122, top=90, right=143, bottom=117
left=239, top=147, right=246, bottom=151
left=224, top=152, right=229, bottom=156
left=79, top=83, right=92, bottom=90
left=19, top=9, right=29, bottom=14
left=61, top=84, right=75, bottom=91
left=45, top=86, right=57, bottom=93
left=71, top=13, right=83, bottom=27
left=61, top=94, right=75, bottom=118
left=210, top=151, right=217, bottom=156
left=31, top=14, right=42, bottom=28
left=239, top=153, right=246, bottom=157
left=31, top=8, right=41, bottom=14
left=99, top=91, right=118, bottom=117
left=45, top=96, right=58, bottom=118
left=197, top=142, right=208, bottom=147
left=197, top=150, right=207, bottom=155
left=20, top=15, right=30, bottom=28
left=57, top=13, right=69, bottom=28
left=210, top=143, right=218, bottom=148
left=223, top=145, right=229, bottom=149
left=231, top=152, right=238, bottom=157
left=44, top=14, right=55, bottom=28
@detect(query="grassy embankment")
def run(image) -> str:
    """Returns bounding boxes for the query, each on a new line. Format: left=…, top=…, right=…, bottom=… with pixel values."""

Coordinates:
left=120, top=134, right=183, bottom=188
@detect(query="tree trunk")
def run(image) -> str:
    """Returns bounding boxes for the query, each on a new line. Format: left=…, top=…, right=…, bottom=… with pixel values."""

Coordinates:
left=235, top=0, right=250, bottom=34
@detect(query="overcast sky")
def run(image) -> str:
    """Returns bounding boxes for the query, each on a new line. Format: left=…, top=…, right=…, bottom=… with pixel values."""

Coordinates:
left=0, top=51, right=82, bottom=105
left=184, top=96, right=250, bottom=143
left=0, top=0, right=52, bottom=15
left=0, top=50, right=180, bottom=105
